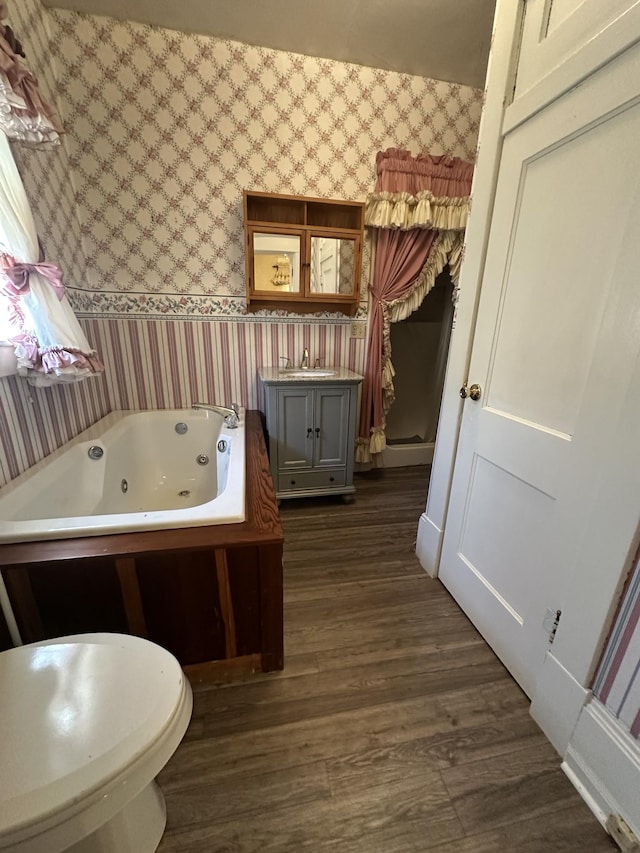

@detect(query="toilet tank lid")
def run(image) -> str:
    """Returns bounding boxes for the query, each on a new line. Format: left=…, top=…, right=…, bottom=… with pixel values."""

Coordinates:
left=0, top=633, right=188, bottom=837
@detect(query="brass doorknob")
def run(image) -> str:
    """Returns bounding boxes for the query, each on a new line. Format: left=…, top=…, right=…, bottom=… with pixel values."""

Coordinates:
left=460, top=382, right=482, bottom=401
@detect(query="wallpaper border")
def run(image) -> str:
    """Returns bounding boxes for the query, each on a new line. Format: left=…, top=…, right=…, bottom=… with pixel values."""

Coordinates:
left=69, top=292, right=369, bottom=321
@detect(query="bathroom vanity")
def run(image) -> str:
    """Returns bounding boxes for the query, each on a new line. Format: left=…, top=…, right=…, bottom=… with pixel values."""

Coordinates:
left=258, top=367, right=363, bottom=501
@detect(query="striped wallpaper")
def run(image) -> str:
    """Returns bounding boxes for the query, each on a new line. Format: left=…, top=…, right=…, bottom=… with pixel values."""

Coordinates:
left=593, top=544, right=640, bottom=739
left=0, top=316, right=365, bottom=487
left=89, top=316, right=365, bottom=412
left=0, top=358, right=110, bottom=487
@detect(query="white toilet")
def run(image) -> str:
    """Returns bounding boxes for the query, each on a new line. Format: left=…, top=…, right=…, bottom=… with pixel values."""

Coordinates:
left=0, top=633, right=193, bottom=853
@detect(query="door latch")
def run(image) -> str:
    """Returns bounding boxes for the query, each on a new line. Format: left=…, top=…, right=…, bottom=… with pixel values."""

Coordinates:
left=543, top=608, right=562, bottom=644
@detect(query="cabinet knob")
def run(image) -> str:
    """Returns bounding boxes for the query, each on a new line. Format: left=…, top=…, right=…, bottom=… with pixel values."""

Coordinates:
left=307, top=427, right=313, bottom=438
left=315, top=427, right=320, bottom=436
left=290, top=479, right=296, bottom=485
left=329, top=476, right=335, bottom=482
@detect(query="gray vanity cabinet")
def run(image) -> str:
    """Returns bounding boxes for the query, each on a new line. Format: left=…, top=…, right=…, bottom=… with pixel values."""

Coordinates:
left=258, top=368, right=363, bottom=501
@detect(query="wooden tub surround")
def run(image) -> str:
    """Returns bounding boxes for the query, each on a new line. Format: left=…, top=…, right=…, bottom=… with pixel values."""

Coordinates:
left=0, top=411, right=284, bottom=681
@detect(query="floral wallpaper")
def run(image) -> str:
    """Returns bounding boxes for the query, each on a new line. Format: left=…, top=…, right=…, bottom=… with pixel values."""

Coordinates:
left=0, top=1, right=482, bottom=486
left=46, top=9, right=483, bottom=317
left=593, top=544, right=640, bottom=739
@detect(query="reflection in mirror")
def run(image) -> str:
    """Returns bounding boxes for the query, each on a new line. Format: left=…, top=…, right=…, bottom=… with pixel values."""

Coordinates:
left=252, top=233, right=301, bottom=293
left=310, top=237, right=356, bottom=295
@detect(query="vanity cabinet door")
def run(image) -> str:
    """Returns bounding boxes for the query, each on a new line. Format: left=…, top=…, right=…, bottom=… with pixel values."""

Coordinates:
left=313, top=387, right=349, bottom=468
left=276, top=387, right=314, bottom=470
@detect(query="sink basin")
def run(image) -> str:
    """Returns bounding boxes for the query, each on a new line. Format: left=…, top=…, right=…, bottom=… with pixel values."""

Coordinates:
left=278, top=369, right=337, bottom=378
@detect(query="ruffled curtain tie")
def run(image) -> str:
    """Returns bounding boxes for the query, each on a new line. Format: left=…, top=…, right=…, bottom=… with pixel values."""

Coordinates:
left=4, top=261, right=65, bottom=299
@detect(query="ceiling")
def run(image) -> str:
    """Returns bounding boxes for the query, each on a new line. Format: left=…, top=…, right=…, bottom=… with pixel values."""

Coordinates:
left=41, top=0, right=496, bottom=89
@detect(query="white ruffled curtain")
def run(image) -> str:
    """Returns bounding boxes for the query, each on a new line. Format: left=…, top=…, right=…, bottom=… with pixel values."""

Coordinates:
left=0, top=2, right=62, bottom=147
left=0, top=131, right=103, bottom=385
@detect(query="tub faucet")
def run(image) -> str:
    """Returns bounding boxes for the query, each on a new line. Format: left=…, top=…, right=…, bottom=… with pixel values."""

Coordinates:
left=300, top=347, right=309, bottom=369
left=192, top=402, right=239, bottom=429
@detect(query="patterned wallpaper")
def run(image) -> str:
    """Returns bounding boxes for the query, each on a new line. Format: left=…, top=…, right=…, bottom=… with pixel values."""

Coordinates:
left=47, top=9, right=483, bottom=316
left=593, top=544, right=640, bottom=740
left=88, top=317, right=364, bottom=413
left=0, top=3, right=482, bottom=486
left=0, top=316, right=361, bottom=485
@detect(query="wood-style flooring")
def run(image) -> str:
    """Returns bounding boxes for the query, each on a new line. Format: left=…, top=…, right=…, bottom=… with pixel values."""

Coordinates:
left=157, top=466, right=615, bottom=852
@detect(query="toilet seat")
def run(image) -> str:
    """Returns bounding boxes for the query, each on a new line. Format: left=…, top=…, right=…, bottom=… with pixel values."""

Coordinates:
left=0, top=633, right=192, bottom=853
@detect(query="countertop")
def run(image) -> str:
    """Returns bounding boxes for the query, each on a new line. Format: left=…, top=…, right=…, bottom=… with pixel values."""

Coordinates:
left=258, top=367, right=364, bottom=384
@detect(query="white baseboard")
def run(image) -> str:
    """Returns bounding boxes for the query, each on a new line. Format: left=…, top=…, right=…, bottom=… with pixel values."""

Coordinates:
left=416, top=513, right=443, bottom=578
left=564, top=699, right=640, bottom=839
left=530, top=652, right=590, bottom=753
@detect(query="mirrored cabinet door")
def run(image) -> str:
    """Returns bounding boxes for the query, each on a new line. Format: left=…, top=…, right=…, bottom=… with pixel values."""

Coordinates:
left=309, top=236, right=357, bottom=296
left=252, top=232, right=301, bottom=294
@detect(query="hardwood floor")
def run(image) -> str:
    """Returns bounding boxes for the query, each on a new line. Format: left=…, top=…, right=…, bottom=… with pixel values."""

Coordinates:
left=157, top=466, right=615, bottom=853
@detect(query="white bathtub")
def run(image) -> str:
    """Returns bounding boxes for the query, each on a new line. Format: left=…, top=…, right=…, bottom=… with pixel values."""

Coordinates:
left=0, top=408, right=246, bottom=543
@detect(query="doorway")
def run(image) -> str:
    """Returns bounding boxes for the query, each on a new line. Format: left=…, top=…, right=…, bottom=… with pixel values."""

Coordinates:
left=382, top=268, right=454, bottom=468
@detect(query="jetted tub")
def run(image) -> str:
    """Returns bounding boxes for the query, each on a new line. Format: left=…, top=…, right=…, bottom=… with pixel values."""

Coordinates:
left=0, top=408, right=246, bottom=543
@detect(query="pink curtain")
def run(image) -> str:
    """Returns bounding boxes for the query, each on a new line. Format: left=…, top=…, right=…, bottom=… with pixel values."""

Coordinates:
left=357, top=229, right=439, bottom=459
left=356, top=148, right=474, bottom=463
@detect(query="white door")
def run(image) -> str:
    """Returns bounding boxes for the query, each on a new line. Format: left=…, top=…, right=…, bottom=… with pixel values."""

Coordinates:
left=438, top=1, right=640, bottom=697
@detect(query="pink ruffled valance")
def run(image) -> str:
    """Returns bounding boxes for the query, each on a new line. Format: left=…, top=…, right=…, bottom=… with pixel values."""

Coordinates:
left=373, top=148, right=474, bottom=197
left=365, top=148, right=474, bottom=231
left=12, top=334, right=104, bottom=375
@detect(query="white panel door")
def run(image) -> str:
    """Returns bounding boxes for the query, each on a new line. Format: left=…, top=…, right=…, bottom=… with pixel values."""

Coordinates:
left=438, top=23, right=640, bottom=696
left=514, top=0, right=640, bottom=99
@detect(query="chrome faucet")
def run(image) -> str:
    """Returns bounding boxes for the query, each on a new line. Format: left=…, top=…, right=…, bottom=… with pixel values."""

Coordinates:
left=192, top=402, right=240, bottom=429
left=300, top=347, right=310, bottom=369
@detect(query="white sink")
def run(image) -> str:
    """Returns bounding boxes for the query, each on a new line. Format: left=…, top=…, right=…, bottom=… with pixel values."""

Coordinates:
left=278, top=369, right=337, bottom=378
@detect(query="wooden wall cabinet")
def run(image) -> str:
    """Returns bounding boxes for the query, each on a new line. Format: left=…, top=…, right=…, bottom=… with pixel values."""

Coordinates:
left=244, top=191, right=365, bottom=316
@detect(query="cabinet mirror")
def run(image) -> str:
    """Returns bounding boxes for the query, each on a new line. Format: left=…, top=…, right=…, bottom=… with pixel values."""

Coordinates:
left=310, top=237, right=357, bottom=296
left=252, top=233, right=301, bottom=294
